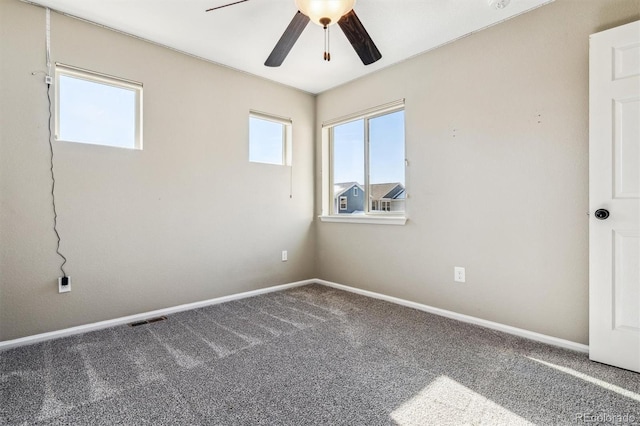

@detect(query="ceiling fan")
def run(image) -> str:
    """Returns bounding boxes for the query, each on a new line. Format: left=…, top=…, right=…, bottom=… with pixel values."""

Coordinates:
left=206, top=0, right=382, bottom=67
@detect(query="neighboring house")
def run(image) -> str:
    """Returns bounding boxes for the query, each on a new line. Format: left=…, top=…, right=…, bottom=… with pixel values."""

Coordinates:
left=370, top=183, right=405, bottom=212
left=334, top=182, right=405, bottom=213
left=333, top=182, right=364, bottom=213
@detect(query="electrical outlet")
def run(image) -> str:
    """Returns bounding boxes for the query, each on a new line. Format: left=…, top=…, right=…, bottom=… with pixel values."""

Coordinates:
left=454, top=267, right=465, bottom=283
left=282, top=250, right=288, bottom=262
left=58, top=276, right=71, bottom=293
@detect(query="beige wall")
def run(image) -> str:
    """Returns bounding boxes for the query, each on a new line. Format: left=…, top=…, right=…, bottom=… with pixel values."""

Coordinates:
left=0, top=0, right=316, bottom=341
left=315, top=0, right=639, bottom=345
left=2, top=0, right=639, bottom=345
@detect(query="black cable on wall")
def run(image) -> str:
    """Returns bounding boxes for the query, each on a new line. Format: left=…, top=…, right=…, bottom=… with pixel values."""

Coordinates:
left=46, top=81, right=68, bottom=278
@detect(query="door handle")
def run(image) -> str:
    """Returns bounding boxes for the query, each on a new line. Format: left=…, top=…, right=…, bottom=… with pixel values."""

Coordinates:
left=594, top=209, right=610, bottom=220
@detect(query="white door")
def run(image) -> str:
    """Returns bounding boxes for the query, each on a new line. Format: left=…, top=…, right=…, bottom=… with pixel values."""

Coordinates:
left=589, top=20, right=640, bottom=373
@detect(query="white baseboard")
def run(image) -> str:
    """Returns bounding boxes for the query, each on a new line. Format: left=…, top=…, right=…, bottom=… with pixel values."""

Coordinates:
left=0, top=277, right=589, bottom=354
left=0, top=279, right=313, bottom=351
left=315, top=279, right=589, bottom=354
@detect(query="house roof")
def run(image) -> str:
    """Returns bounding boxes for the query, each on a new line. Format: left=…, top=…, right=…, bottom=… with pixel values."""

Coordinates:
left=334, top=182, right=405, bottom=200
left=334, top=182, right=363, bottom=198
left=370, top=183, right=404, bottom=200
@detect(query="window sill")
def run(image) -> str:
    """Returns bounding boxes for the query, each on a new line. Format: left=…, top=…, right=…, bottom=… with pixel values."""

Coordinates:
left=318, top=215, right=407, bottom=225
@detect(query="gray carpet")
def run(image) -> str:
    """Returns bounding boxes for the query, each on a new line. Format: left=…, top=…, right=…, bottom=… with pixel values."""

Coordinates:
left=1, top=284, right=639, bottom=425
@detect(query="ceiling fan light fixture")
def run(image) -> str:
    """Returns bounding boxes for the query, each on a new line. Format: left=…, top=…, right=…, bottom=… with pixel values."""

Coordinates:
left=295, top=0, right=356, bottom=27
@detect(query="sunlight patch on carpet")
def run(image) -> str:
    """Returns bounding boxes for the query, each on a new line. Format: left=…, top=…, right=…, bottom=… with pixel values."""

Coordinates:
left=527, top=357, right=640, bottom=403
left=390, top=376, right=533, bottom=426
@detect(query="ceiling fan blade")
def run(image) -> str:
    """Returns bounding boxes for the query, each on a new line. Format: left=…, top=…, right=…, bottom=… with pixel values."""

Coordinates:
left=337, top=10, right=382, bottom=65
left=205, top=0, right=249, bottom=12
left=265, top=11, right=310, bottom=67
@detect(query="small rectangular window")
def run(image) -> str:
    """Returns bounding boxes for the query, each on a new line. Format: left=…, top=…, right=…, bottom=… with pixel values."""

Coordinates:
left=249, top=111, right=292, bottom=165
left=55, top=64, right=142, bottom=149
left=339, top=196, right=348, bottom=210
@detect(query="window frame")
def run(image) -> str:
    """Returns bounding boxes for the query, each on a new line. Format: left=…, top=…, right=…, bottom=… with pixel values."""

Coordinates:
left=321, top=100, right=407, bottom=225
left=54, top=63, right=143, bottom=150
left=249, top=111, right=292, bottom=166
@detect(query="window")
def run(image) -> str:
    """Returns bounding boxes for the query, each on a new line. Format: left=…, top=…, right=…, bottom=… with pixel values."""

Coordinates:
left=55, top=64, right=142, bottom=149
left=323, top=100, right=405, bottom=223
left=249, top=111, right=292, bottom=165
left=339, top=196, right=348, bottom=210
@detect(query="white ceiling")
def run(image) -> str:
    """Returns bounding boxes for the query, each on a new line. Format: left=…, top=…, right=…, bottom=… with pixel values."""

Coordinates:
left=27, top=0, right=554, bottom=94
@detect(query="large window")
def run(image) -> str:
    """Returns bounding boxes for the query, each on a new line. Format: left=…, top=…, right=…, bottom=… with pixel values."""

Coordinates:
left=326, top=101, right=405, bottom=220
left=55, top=64, right=143, bottom=149
left=249, top=111, right=292, bottom=165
